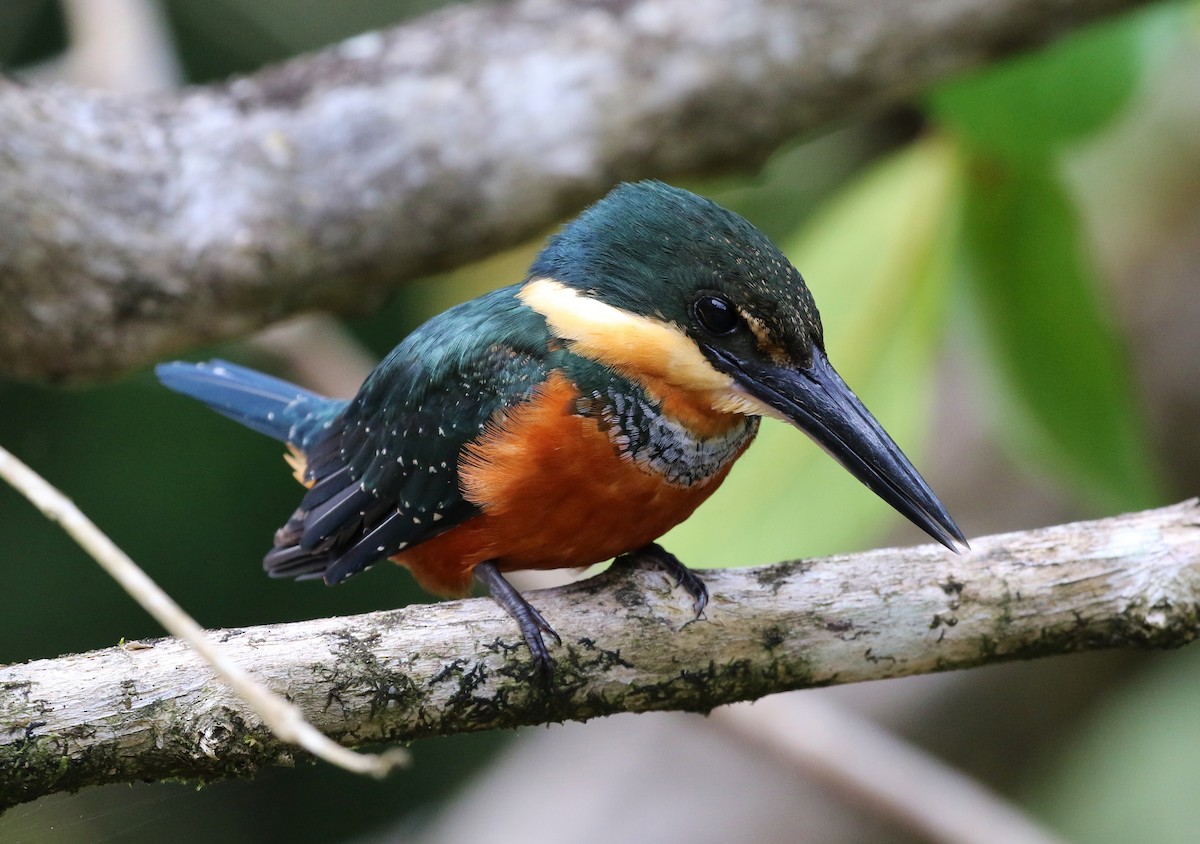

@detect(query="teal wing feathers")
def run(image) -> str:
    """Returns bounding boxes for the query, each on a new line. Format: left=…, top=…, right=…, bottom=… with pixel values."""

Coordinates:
left=265, top=285, right=554, bottom=585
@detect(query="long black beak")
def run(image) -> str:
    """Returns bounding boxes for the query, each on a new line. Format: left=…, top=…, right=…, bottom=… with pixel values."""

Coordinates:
left=712, top=345, right=967, bottom=552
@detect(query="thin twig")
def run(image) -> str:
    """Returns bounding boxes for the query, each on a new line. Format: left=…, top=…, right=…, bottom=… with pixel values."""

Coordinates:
left=0, top=444, right=408, bottom=778
left=249, top=314, right=376, bottom=398
left=714, top=696, right=1065, bottom=844
left=60, top=0, right=183, bottom=91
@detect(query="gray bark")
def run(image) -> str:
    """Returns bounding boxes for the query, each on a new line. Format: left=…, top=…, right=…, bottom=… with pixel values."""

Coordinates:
left=0, top=0, right=1154, bottom=382
left=2, top=500, right=1197, bottom=810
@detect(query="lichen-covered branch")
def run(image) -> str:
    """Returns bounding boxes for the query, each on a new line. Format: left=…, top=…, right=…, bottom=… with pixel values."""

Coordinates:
left=0, top=0, right=1154, bottom=382
left=2, top=500, right=1197, bottom=810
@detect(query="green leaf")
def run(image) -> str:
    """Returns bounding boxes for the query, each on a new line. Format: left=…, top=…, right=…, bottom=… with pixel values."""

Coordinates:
left=928, top=6, right=1172, bottom=509
left=929, top=9, right=1147, bottom=163
left=958, top=156, right=1157, bottom=508
left=666, top=138, right=960, bottom=567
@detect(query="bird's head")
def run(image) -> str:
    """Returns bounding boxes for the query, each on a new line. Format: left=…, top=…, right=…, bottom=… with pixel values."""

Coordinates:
left=522, top=181, right=966, bottom=551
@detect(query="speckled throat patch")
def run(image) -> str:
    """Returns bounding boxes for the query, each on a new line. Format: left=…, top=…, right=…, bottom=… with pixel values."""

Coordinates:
left=578, top=387, right=759, bottom=488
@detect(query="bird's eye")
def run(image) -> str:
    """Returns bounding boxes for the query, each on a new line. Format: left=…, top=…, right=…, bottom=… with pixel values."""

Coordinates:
left=693, top=295, right=740, bottom=335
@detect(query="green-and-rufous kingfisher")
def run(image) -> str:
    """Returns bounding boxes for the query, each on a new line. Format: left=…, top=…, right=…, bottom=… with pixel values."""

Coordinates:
left=158, top=181, right=966, bottom=672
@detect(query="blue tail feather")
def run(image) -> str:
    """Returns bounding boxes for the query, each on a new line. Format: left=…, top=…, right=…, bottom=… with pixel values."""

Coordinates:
left=155, top=359, right=340, bottom=444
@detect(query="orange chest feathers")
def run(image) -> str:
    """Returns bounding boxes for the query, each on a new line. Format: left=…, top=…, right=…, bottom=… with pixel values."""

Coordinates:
left=390, top=371, right=758, bottom=596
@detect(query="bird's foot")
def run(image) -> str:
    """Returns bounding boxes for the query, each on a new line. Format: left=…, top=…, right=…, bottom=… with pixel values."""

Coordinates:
left=474, top=561, right=561, bottom=679
left=616, top=543, right=708, bottom=619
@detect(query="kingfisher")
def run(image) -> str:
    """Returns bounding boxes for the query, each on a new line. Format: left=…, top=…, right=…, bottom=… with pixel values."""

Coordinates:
left=157, top=181, right=965, bottom=673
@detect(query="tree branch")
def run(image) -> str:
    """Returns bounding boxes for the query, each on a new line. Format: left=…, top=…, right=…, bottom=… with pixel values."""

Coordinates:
left=0, top=0, right=1154, bottom=382
left=2, top=499, right=1197, bottom=810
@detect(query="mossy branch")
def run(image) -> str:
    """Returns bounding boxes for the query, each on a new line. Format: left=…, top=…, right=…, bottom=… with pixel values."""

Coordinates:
left=2, top=500, right=1198, bottom=810
left=0, top=0, right=1155, bottom=382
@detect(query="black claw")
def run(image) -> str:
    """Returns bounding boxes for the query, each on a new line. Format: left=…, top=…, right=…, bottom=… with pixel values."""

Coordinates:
left=474, top=561, right=560, bottom=676
left=526, top=602, right=562, bottom=646
left=620, top=543, right=709, bottom=618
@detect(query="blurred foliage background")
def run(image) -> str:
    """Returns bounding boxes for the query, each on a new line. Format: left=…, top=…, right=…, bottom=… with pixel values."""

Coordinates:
left=1, top=0, right=1198, bottom=841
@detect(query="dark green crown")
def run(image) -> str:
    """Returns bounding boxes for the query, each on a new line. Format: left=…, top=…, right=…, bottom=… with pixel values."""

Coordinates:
left=529, top=181, right=824, bottom=361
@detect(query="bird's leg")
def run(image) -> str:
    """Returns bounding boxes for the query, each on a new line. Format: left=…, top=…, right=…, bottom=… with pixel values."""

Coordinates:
left=616, top=543, right=708, bottom=618
left=474, top=561, right=562, bottom=674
